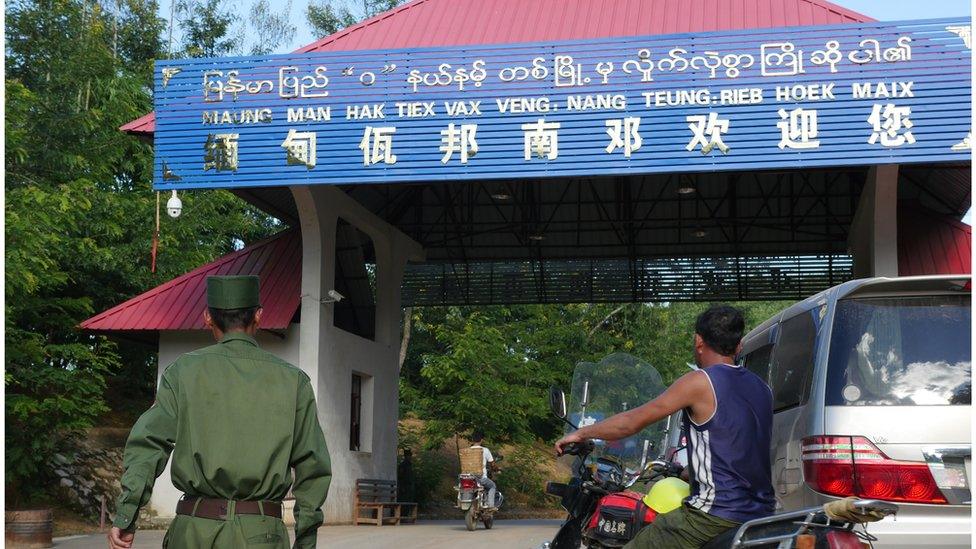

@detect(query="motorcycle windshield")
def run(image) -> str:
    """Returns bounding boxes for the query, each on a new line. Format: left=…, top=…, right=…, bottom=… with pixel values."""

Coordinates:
left=567, top=353, right=669, bottom=474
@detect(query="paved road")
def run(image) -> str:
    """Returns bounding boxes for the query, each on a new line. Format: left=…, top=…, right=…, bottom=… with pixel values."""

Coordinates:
left=54, top=519, right=562, bottom=548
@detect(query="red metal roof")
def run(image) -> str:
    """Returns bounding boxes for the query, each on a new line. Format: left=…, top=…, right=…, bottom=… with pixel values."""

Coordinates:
left=898, top=203, right=972, bottom=276
left=80, top=230, right=301, bottom=332
left=299, top=0, right=870, bottom=53
left=119, top=112, right=155, bottom=135
left=125, top=0, right=871, bottom=134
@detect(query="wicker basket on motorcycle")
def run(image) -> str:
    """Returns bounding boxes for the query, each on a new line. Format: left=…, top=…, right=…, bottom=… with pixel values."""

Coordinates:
left=459, top=448, right=484, bottom=476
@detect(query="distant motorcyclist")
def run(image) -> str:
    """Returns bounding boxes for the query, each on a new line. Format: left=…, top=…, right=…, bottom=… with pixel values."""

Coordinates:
left=555, top=305, right=775, bottom=549
left=468, top=431, right=498, bottom=509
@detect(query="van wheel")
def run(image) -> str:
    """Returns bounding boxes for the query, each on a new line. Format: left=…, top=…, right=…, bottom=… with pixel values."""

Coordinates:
left=465, top=507, right=477, bottom=531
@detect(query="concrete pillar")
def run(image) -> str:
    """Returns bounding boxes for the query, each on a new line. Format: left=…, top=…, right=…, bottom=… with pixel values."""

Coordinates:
left=291, top=185, right=423, bottom=523
left=849, top=164, right=899, bottom=278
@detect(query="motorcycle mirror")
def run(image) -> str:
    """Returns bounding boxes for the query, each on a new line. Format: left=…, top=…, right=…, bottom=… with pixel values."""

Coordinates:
left=581, top=380, right=590, bottom=408
left=549, top=386, right=567, bottom=419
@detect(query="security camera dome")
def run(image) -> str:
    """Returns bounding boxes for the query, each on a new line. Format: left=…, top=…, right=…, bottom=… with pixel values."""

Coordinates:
left=166, top=190, right=182, bottom=218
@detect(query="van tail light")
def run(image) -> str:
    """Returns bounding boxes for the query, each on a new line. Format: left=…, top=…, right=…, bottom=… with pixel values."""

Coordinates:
left=801, top=436, right=947, bottom=504
left=459, top=478, right=478, bottom=490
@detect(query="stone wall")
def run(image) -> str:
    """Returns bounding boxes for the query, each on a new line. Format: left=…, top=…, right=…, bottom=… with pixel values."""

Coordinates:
left=52, top=437, right=167, bottom=529
left=53, top=444, right=122, bottom=522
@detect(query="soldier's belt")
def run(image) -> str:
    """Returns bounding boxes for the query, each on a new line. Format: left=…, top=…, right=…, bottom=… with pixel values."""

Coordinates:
left=176, top=497, right=282, bottom=520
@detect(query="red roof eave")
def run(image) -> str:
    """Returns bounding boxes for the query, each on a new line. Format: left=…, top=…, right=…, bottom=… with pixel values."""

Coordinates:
left=80, top=230, right=302, bottom=333
left=120, top=112, right=156, bottom=135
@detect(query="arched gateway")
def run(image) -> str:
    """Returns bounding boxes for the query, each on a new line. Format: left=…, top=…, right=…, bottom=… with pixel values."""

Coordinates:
left=82, top=0, right=971, bottom=524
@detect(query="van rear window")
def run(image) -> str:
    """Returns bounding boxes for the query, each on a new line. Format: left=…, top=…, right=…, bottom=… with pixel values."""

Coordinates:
left=826, top=295, right=971, bottom=406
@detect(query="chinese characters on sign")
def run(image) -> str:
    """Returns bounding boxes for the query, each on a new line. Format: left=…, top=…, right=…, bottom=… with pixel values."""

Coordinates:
left=359, top=127, right=397, bottom=166
left=606, top=117, right=643, bottom=157
left=523, top=119, right=561, bottom=160
left=868, top=104, right=916, bottom=147
left=202, top=102, right=925, bottom=171
left=440, top=123, right=478, bottom=164
left=282, top=129, right=317, bottom=169
left=203, top=133, right=239, bottom=171
left=777, top=108, right=820, bottom=149
left=686, top=113, right=730, bottom=155
left=154, top=19, right=972, bottom=188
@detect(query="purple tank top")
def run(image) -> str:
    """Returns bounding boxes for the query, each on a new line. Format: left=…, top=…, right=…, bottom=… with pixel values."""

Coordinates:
left=682, top=364, right=776, bottom=523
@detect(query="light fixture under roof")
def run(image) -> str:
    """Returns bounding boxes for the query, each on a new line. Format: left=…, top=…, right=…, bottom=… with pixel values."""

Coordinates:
left=490, top=185, right=512, bottom=200
left=677, top=184, right=697, bottom=195
left=528, top=233, right=545, bottom=241
left=693, top=228, right=708, bottom=238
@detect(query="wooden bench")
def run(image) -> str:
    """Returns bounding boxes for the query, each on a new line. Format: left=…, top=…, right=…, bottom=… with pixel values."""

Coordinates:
left=354, top=478, right=418, bottom=525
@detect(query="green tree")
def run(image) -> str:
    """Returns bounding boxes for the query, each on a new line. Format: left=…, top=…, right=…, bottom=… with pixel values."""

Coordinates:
left=244, top=0, right=297, bottom=55
left=306, top=0, right=401, bottom=38
left=178, top=0, right=239, bottom=57
left=116, top=0, right=168, bottom=75
left=405, top=308, right=555, bottom=445
left=399, top=301, right=791, bottom=450
left=5, top=0, right=278, bottom=501
left=5, top=0, right=148, bottom=497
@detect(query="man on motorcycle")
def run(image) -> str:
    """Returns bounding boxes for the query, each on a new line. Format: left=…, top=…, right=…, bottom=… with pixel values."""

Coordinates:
left=469, top=431, right=498, bottom=509
left=555, top=305, right=775, bottom=549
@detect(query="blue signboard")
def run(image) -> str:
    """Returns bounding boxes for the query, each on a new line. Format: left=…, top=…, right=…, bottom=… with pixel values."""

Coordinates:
left=153, top=17, right=972, bottom=190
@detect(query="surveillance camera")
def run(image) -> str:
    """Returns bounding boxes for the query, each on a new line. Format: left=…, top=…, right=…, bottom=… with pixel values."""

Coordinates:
left=166, top=190, right=182, bottom=218
left=327, top=289, right=345, bottom=302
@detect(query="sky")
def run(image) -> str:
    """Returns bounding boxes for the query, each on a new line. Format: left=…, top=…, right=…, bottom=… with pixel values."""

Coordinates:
left=158, top=0, right=973, bottom=222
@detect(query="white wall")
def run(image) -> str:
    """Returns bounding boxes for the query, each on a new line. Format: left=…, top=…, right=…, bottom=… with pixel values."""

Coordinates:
left=292, top=185, right=424, bottom=524
left=145, top=186, right=422, bottom=526
left=149, top=325, right=301, bottom=521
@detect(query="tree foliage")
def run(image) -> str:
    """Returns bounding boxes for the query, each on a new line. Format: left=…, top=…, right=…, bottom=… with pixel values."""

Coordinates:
left=306, top=0, right=402, bottom=38
left=4, top=0, right=278, bottom=499
left=402, top=308, right=556, bottom=445
left=178, top=0, right=239, bottom=57
left=399, top=301, right=790, bottom=450
left=168, top=0, right=299, bottom=57
left=245, top=0, right=297, bottom=55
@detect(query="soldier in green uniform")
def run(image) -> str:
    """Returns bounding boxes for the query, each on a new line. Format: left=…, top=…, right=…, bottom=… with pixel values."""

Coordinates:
left=108, top=275, right=332, bottom=549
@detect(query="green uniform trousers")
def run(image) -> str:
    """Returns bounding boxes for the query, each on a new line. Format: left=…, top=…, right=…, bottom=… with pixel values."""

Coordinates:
left=163, top=514, right=290, bottom=549
left=623, top=504, right=740, bottom=549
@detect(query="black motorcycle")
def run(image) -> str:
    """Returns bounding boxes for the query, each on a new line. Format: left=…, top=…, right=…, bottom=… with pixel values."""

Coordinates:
left=540, top=353, right=900, bottom=549
left=543, top=438, right=686, bottom=549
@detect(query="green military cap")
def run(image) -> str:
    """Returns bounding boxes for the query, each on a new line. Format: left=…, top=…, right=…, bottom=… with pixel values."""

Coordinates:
left=206, top=275, right=261, bottom=309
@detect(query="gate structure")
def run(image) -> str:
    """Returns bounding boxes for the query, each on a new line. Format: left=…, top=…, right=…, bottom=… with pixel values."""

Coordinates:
left=86, top=0, right=971, bottom=523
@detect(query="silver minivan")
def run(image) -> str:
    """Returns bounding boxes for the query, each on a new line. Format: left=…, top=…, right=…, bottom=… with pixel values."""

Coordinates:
left=737, top=275, right=971, bottom=548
